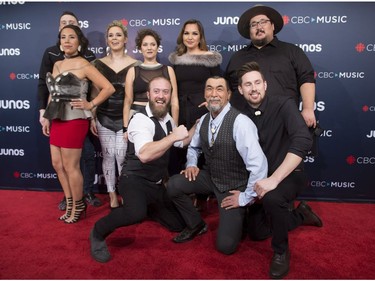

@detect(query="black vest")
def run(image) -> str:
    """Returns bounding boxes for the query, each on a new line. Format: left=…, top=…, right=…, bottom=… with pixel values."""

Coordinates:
left=122, top=109, right=172, bottom=182
left=200, top=108, right=249, bottom=192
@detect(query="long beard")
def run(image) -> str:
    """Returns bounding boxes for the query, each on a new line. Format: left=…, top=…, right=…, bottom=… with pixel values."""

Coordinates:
left=149, top=101, right=171, bottom=119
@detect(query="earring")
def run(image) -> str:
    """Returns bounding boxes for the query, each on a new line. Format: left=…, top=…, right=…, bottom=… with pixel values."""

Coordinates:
left=78, top=45, right=81, bottom=52
left=60, top=45, right=64, bottom=52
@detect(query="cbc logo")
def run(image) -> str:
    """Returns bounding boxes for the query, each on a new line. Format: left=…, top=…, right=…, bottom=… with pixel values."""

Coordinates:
left=310, top=181, right=355, bottom=188
left=362, top=105, right=375, bottom=112
left=290, top=15, right=348, bottom=24
left=14, top=172, right=57, bottom=179
left=10, top=73, right=39, bottom=80
left=347, top=155, right=375, bottom=165
left=128, top=18, right=180, bottom=27
left=316, top=72, right=365, bottom=79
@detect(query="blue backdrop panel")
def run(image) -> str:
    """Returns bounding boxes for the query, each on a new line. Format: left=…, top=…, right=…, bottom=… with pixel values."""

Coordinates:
left=0, top=2, right=374, bottom=202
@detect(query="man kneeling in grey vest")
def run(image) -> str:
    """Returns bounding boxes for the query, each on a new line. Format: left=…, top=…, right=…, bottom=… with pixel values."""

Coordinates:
left=167, top=76, right=268, bottom=254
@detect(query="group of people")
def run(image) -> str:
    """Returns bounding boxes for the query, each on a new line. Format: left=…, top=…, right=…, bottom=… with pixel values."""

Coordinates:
left=38, top=5, right=323, bottom=279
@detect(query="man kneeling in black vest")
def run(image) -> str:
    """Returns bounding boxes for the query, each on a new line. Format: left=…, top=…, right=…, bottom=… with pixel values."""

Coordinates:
left=167, top=76, right=268, bottom=255
left=89, top=76, right=195, bottom=263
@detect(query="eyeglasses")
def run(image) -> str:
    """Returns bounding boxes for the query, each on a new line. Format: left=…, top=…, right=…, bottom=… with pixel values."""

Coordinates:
left=250, top=19, right=271, bottom=29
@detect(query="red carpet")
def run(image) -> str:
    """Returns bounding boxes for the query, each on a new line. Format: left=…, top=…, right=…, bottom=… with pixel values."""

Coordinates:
left=0, top=190, right=374, bottom=279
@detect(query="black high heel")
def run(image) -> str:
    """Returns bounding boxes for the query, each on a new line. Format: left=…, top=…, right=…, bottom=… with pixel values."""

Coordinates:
left=58, top=197, right=73, bottom=221
left=65, top=199, right=87, bottom=224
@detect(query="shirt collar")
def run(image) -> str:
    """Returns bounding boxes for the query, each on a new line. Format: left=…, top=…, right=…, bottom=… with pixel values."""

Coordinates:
left=248, top=36, right=279, bottom=49
left=209, top=103, right=231, bottom=125
left=246, top=96, right=269, bottom=117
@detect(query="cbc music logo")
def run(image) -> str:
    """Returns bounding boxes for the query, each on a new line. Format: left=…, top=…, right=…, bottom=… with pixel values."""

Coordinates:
left=0, top=22, right=31, bottom=30
left=285, top=15, right=348, bottom=25
left=355, top=42, right=375, bottom=53
left=207, top=44, right=247, bottom=53
left=0, top=99, right=30, bottom=109
left=9, top=72, right=38, bottom=80
left=315, top=71, right=365, bottom=79
left=13, top=171, right=57, bottom=179
left=0, top=125, right=30, bottom=133
left=309, top=180, right=355, bottom=188
left=127, top=18, right=181, bottom=27
left=346, top=155, right=375, bottom=165
left=362, top=105, right=375, bottom=112
left=88, top=46, right=105, bottom=55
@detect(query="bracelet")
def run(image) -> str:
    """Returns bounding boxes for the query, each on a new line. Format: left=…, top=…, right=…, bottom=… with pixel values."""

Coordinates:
left=90, top=101, right=97, bottom=110
left=123, top=126, right=128, bottom=133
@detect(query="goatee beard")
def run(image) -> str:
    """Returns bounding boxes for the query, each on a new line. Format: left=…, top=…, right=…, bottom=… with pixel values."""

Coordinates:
left=150, top=101, right=171, bottom=119
left=252, top=38, right=267, bottom=48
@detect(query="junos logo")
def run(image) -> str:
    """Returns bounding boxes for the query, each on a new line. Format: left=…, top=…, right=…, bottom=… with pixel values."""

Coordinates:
left=0, top=126, right=30, bottom=133
left=213, top=16, right=239, bottom=25
left=299, top=101, right=325, bottom=112
left=0, top=148, right=24, bottom=156
left=304, top=156, right=315, bottom=163
left=296, top=43, right=322, bottom=53
left=0, top=100, right=30, bottom=109
left=0, top=1, right=25, bottom=5
left=79, top=20, right=89, bottom=29
left=0, top=48, right=20, bottom=56
left=366, top=130, right=375, bottom=138
left=132, top=45, right=163, bottom=54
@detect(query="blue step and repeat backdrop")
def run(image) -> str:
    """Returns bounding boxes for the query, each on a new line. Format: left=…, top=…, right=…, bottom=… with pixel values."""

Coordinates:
left=0, top=1, right=374, bottom=202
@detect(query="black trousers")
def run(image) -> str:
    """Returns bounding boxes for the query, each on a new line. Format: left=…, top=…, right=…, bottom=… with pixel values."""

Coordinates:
left=167, top=170, right=246, bottom=255
left=94, top=174, right=185, bottom=239
left=246, top=171, right=307, bottom=254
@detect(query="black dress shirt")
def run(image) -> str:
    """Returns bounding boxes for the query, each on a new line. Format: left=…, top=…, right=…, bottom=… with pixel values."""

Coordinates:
left=225, top=37, right=315, bottom=110
left=241, top=95, right=312, bottom=175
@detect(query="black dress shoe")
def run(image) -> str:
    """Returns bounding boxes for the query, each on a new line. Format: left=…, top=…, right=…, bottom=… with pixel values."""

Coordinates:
left=85, top=192, right=103, bottom=207
left=269, top=249, right=290, bottom=279
left=89, top=229, right=111, bottom=263
left=296, top=201, right=323, bottom=227
left=173, top=221, right=208, bottom=243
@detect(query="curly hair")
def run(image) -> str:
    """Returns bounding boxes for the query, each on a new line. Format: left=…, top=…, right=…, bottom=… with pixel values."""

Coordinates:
left=135, top=28, right=161, bottom=49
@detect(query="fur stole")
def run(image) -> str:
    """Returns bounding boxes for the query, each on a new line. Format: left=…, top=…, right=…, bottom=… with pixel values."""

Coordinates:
left=168, top=52, right=222, bottom=67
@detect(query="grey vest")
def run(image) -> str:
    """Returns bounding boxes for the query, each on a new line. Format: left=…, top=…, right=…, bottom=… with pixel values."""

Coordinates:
left=200, top=108, right=249, bottom=192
